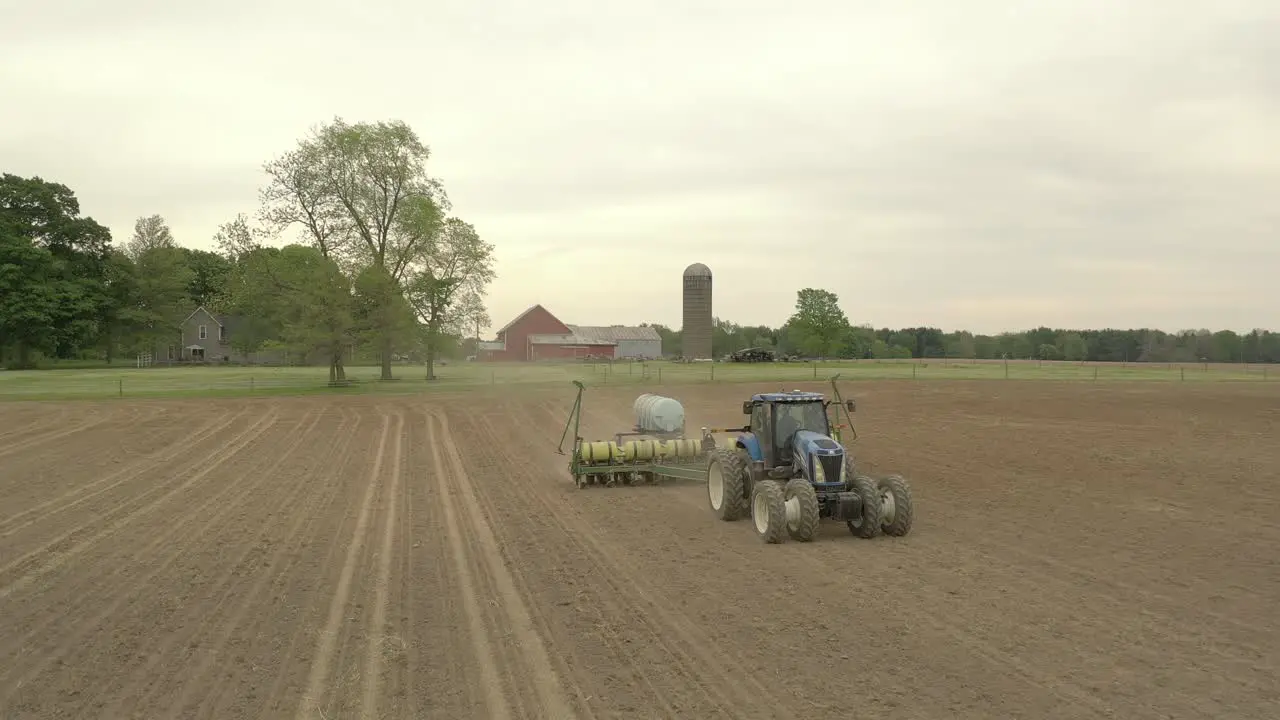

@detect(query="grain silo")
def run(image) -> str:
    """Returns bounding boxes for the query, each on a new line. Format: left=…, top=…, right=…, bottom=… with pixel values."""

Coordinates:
left=681, top=263, right=713, bottom=360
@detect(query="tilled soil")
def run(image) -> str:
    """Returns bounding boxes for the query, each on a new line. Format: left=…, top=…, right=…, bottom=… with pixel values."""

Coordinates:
left=0, top=381, right=1277, bottom=719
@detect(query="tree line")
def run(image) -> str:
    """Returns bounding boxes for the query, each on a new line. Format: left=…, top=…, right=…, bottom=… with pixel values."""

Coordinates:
left=643, top=288, right=1280, bottom=364
left=1, top=118, right=495, bottom=379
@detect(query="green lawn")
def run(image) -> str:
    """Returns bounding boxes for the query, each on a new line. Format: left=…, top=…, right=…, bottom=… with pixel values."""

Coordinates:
left=0, top=358, right=1272, bottom=401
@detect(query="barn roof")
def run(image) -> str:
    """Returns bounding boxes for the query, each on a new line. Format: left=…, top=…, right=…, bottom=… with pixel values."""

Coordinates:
left=529, top=332, right=614, bottom=346
left=567, top=325, right=661, bottom=344
left=496, top=303, right=562, bottom=335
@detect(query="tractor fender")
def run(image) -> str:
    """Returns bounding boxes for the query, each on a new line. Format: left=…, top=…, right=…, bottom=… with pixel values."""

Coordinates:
left=734, top=433, right=763, bottom=462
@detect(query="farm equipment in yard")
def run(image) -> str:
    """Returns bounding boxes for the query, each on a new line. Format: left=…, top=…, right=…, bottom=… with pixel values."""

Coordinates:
left=557, top=383, right=719, bottom=488
left=707, top=374, right=914, bottom=543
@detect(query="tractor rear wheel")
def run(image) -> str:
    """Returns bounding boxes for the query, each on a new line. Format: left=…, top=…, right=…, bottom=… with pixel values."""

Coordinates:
left=783, top=479, right=820, bottom=542
left=751, top=480, right=788, bottom=544
left=847, top=475, right=883, bottom=538
left=877, top=474, right=913, bottom=536
left=707, top=448, right=747, bottom=521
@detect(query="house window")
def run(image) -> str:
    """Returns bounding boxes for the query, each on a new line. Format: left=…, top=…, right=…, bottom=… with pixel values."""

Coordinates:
left=199, top=325, right=207, bottom=340
left=219, top=326, right=226, bottom=341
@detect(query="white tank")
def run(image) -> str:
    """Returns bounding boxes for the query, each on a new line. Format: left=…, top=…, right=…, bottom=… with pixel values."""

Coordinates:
left=633, top=393, right=685, bottom=434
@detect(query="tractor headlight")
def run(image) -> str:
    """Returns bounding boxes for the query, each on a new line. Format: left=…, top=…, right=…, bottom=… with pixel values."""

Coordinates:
left=840, top=456, right=848, bottom=484
left=813, top=458, right=826, bottom=483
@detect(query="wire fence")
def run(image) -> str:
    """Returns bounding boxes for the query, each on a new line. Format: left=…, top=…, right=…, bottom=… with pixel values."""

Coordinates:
left=0, top=358, right=1274, bottom=401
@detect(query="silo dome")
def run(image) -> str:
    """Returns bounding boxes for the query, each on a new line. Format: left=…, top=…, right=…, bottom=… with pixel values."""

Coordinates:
left=683, top=262, right=712, bottom=278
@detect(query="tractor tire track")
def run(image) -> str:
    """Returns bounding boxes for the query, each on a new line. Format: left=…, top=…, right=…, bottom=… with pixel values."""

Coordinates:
left=429, top=408, right=581, bottom=720
left=246, top=414, right=384, bottom=719
left=470, top=401, right=790, bottom=718
left=401, top=409, right=492, bottom=718
left=100, top=408, right=332, bottom=717
left=0, top=408, right=120, bottom=460
left=294, top=408, right=394, bottom=720
left=0, top=407, right=248, bottom=535
left=0, top=409, right=278, bottom=600
left=422, top=411, right=520, bottom=720
left=0, top=408, right=293, bottom=708
left=560, top=392, right=1122, bottom=717
left=0, top=405, right=70, bottom=444
left=460, top=404, right=783, bottom=717
left=360, top=410, right=406, bottom=720
left=179, top=409, right=363, bottom=720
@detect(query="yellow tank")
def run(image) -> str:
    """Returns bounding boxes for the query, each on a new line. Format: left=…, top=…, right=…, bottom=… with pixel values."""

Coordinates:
left=663, top=438, right=697, bottom=458
left=579, top=441, right=622, bottom=463
left=623, top=439, right=657, bottom=461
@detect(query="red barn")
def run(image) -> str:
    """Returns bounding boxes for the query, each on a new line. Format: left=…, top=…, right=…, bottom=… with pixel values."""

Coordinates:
left=478, top=304, right=661, bottom=361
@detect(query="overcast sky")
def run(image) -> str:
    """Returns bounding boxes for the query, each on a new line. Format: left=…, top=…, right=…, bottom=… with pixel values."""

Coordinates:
left=3, top=0, right=1277, bottom=334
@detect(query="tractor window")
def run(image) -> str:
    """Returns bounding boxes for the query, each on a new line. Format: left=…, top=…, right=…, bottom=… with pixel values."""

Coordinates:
left=751, top=403, right=767, bottom=435
left=772, top=402, right=830, bottom=446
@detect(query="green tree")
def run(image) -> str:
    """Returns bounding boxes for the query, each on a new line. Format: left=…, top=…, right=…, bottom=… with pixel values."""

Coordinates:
left=352, top=264, right=418, bottom=367
left=224, top=244, right=355, bottom=381
left=98, top=249, right=140, bottom=363
left=260, top=117, right=448, bottom=380
left=125, top=214, right=176, bottom=259
left=870, top=339, right=912, bottom=359
left=182, top=248, right=232, bottom=308
left=401, top=217, right=495, bottom=380
left=943, top=331, right=977, bottom=359
left=1055, top=332, right=1088, bottom=361
left=0, top=174, right=113, bottom=364
left=786, top=288, right=849, bottom=358
left=0, top=234, right=60, bottom=367
left=128, top=246, right=194, bottom=354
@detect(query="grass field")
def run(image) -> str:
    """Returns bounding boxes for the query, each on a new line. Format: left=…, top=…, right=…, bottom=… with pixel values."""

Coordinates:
left=0, top=357, right=1274, bottom=400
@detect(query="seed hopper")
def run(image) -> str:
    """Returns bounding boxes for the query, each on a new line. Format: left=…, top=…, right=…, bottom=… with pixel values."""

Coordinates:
left=556, top=381, right=721, bottom=488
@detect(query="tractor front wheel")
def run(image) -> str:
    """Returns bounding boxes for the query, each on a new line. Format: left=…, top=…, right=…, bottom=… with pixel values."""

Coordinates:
left=751, top=480, right=788, bottom=544
left=878, top=475, right=913, bottom=536
left=783, top=479, right=820, bottom=542
left=707, top=448, right=747, bottom=521
left=847, top=475, right=883, bottom=539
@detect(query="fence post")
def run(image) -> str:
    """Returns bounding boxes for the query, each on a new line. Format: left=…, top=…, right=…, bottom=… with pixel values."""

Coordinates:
left=1093, top=367, right=1098, bottom=382
left=710, top=364, right=715, bottom=381
left=812, top=362, right=817, bottom=379
left=658, top=367, right=662, bottom=383
left=1003, top=360, right=1009, bottom=379
left=913, top=364, right=918, bottom=380
left=491, top=370, right=495, bottom=384
left=118, top=378, right=123, bottom=397
left=250, top=376, right=255, bottom=392
left=1180, top=367, right=1185, bottom=382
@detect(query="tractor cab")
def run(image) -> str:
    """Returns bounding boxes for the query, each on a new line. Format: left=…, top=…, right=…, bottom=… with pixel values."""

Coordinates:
left=742, top=391, right=857, bottom=486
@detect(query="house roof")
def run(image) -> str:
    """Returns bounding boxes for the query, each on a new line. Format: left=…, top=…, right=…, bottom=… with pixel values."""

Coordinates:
left=182, top=306, right=222, bottom=326
left=567, top=325, right=661, bottom=344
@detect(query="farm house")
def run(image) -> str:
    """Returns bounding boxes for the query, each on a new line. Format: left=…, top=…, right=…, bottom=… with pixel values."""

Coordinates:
left=478, top=304, right=662, bottom=361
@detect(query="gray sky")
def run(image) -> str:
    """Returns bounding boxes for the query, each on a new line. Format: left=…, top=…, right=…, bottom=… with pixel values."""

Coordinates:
left=3, top=0, right=1277, bottom=335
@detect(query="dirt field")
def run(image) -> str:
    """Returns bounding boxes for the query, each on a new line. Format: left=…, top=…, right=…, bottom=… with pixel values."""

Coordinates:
left=0, top=380, right=1277, bottom=719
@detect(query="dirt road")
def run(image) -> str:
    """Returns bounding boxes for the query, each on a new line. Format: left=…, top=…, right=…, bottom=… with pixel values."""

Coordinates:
left=0, top=381, right=1277, bottom=718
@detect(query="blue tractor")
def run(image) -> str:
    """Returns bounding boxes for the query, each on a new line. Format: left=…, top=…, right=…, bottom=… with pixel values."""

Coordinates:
left=705, top=377, right=913, bottom=543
